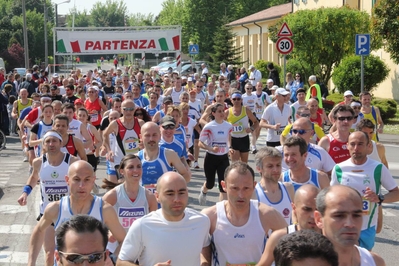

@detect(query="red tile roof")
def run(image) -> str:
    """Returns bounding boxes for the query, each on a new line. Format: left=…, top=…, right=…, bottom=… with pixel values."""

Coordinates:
left=227, top=3, right=292, bottom=26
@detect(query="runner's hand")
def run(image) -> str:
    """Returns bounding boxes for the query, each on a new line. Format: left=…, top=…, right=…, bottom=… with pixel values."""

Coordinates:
left=17, top=193, right=28, bottom=206
left=154, top=260, right=171, bottom=266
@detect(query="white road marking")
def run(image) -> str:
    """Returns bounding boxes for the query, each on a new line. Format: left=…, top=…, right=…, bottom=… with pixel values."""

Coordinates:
left=0, top=224, right=35, bottom=234
left=0, top=251, right=29, bottom=264
left=383, top=209, right=396, bottom=217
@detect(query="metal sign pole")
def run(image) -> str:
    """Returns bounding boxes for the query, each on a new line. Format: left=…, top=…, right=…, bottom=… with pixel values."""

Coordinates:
left=361, top=55, right=364, bottom=93
left=284, top=55, right=287, bottom=88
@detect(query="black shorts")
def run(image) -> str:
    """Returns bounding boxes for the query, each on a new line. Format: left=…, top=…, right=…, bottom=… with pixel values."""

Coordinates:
left=267, top=141, right=281, bottom=147
left=87, top=154, right=98, bottom=172
left=37, top=213, right=54, bottom=226
left=28, top=145, right=34, bottom=151
left=231, top=135, right=250, bottom=153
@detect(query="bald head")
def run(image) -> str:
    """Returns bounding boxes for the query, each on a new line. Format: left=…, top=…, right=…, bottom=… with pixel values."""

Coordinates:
left=122, top=99, right=135, bottom=108
left=316, top=185, right=362, bottom=216
left=141, top=121, right=160, bottom=135
left=348, top=130, right=369, bottom=145
left=293, top=117, right=312, bottom=129
left=68, top=160, right=94, bottom=177
left=156, top=171, right=187, bottom=192
left=294, top=184, right=320, bottom=205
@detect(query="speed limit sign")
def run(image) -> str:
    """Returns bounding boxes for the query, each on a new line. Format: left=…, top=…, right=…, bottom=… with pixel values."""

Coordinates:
left=276, top=37, right=294, bottom=55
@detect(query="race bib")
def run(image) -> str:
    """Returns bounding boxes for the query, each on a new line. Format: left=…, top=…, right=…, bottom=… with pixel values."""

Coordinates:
left=212, top=142, right=227, bottom=154
left=118, top=207, right=146, bottom=228
left=124, top=138, right=139, bottom=154
left=362, top=197, right=370, bottom=215
left=144, top=184, right=156, bottom=194
left=275, top=126, right=285, bottom=135
left=90, top=113, right=98, bottom=122
left=232, top=123, right=244, bottom=133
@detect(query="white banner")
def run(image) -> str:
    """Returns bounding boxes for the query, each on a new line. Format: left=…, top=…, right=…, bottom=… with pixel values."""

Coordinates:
left=56, top=29, right=180, bottom=55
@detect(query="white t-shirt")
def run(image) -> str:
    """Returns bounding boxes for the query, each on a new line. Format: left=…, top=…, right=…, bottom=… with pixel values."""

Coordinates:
left=261, top=102, right=291, bottom=142
left=290, top=101, right=307, bottom=122
left=184, top=117, right=198, bottom=148
left=242, top=93, right=257, bottom=113
left=331, top=158, right=397, bottom=230
left=277, top=144, right=335, bottom=173
left=118, top=208, right=211, bottom=266
left=189, top=99, right=202, bottom=120
left=199, top=120, right=232, bottom=156
left=252, top=91, right=270, bottom=119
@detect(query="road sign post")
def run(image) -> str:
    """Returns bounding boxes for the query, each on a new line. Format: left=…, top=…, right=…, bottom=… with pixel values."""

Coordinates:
left=355, top=34, right=370, bottom=93
left=277, top=23, right=293, bottom=88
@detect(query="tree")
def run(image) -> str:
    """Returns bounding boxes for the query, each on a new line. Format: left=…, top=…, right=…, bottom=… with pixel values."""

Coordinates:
left=209, top=18, right=245, bottom=72
left=90, top=0, right=128, bottom=27
left=269, top=7, right=379, bottom=85
left=372, top=0, right=399, bottom=64
left=332, top=54, right=389, bottom=95
left=128, top=13, right=155, bottom=26
left=1, top=42, right=24, bottom=70
left=66, top=8, right=90, bottom=27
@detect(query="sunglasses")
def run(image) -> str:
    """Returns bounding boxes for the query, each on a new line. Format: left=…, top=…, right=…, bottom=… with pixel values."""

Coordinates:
left=106, top=79, right=112, bottom=81
left=59, top=251, right=105, bottom=264
left=88, top=91, right=96, bottom=94
left=135, top=112, right=143, bottom=116
left=123, top=107, right=135, bottom=111
left=232, top=98, right=241, bottom=101
left=291, top=129, right=310, bottom=135
left=337, top=116, right=353, bottom=121
left=352, top=106, right=361, bottom=110
left=300, top=114, right=310, bottom=118
left=196, top=86, right=202, bottom=88
left=162, top=125, right=175, bottom=130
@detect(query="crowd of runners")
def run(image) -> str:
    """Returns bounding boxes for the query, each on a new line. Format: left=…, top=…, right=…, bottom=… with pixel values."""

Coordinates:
left=0, top=62, right=396, bottom=265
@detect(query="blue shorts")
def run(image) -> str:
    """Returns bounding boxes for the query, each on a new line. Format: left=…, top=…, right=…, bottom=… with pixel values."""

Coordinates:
left=106, top=160, right=116, bottom=175
left=359, top=226, right=376, bottom=250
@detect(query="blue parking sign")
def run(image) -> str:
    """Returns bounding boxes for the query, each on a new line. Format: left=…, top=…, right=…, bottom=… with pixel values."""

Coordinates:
left=355, top=34, right=370, bottom=55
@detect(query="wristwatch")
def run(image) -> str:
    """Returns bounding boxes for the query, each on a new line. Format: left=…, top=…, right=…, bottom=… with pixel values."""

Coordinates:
left=378, top=194, right=385, bottom=206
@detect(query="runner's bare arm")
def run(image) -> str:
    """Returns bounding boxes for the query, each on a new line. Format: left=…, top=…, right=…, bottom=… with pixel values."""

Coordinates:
left=28, top=202, right=59, bottom=266
left=257, top=228, right=288, bottom=266
left=29, top=131, right=42, bottom=147
left=259, top=202, right=288, bottom=234
left=73, top=137, right=88, bottom=161
left=102, top=203, right=127, bottom=256
left=317, top=136, right=330, bottom=153
left=17, top=158, right=41, bottom=206
left=199, top=105, right=212, bottom=127
left=376, top=143, right=388, bottom=168
left=317, top=171, right=331, bottom=189
left=103, top=120, right=118, bottom=152
left=145, top=189, right=158, bottom=212
left=166, top=149, right=191, bottom=183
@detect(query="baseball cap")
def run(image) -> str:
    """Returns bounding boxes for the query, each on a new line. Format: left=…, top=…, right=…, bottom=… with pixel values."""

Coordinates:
left=182, top=76, right=187, bottom=80
left=249, top=65, right=255, bottom=70
left=112, top=93, right=122, bottom=100
left=189, top=89, right=196, bottom=95
left=267, top=79, right=274, bottom=84
left=275, top=88, right=289, bottom=96
left=52, top=73, right=59, bottom=78
left=163, top=96, right=173, bottom=104
left=26, top=73, right=32, bottom=79
left=160, top=115, right=176, bottom=127
left=344, top=90, right=354, bottom=97
left=187, top=77, right=193, bottom=82
left=270, top=85, right=279, bottom=91
left=74, top=99, right=83, bottom=105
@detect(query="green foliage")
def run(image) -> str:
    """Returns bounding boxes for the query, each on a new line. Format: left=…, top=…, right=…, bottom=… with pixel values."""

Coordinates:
left=269, top=7, right=378, bottom=86
left=209, top=18, right=245, bottom=72
left=230, top=0, right=290, bottom=22
left=326, top=93, right=346, bottom=105
left=373, top=98, right=397, bottom=122
left=372, top=0, right=399, bottom=64
left=332, top=54, right=389, bottom=95
left=66, top=8, right=90, bottom=27
left=90, top=0, right=128, bottom=27
left=128, top=13, right=156, bottom=26
left=254, top=60, right=281, bottom=81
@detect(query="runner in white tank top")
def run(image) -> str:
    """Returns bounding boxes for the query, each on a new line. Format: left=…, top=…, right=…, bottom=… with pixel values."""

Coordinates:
left=39, top=153, right=72, bottom=214
left=255, top=182, right=292, bottom=225
left=212, top=200, right=267, bottom=265
left=67, top=119, right=83, bottom=139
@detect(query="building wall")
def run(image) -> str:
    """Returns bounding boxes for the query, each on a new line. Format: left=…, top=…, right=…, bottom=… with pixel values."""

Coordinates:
left=293, top=0, right=343, bottom=12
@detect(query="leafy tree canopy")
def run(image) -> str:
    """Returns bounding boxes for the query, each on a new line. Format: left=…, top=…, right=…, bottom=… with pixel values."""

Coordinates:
left=269, top=7, right=379, bottom=85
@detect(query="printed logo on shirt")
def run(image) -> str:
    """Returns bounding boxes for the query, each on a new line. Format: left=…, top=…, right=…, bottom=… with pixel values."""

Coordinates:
left=233, top=233, right=245, bottom=239
left=118, top=207, right=146, bottom=218
left=217, top=131, right=225, bottom=135
left=45, top=186, right=68, bottom=194
left=51, top=171, right=59, bottom=179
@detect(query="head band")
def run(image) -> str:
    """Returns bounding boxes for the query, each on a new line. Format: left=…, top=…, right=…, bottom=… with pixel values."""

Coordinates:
left=42, top=131, right=62, bottom=144
left=231, top=93, right=242, bottom=99
left=41, top=97, right=51, bottom=101
left=350, top=102, right=361, bottom=107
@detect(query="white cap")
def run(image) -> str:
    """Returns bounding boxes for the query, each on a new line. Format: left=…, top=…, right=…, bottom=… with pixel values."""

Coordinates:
left=52, top=73, right=59, bottom=78
left=267, top=79, right=274, bottom=84
left=270, top=85, right=279, bottom=91
left=181, top=76, right=187, bottom=80
left=187, top=77, right=193, bottom=82
left=344, top=90, right=354, bottom=97
left=275, top=88, right=289, bottom=95
left=249, top=65, right=255, bottom=70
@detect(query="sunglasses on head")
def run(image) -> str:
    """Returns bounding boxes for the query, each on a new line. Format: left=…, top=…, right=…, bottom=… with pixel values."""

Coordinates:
left=337, top=116, right=353, bottom=121
left=123, top=107, right=135, bottom=111
left=162, top=125, right=175, bottom=130
left=59, top=251, right=105, bottom=264
left=291, top=129, right=310, bottom=135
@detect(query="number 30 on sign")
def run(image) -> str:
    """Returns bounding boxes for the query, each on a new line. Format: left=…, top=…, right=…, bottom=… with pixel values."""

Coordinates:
left=276, top=37, right=294, bottom=55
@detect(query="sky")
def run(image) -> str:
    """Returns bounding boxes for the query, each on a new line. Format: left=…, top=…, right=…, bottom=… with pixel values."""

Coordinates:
left=57, top=0, right=164, bottom=16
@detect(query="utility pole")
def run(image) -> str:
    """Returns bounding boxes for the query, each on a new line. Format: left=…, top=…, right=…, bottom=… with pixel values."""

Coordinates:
left=22, top=0, right=29, bottom=69
left=44, top=1, right=48, bottom=68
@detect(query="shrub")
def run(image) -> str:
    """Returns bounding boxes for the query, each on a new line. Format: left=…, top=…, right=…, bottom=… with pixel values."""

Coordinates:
left=332, top=55, right=389, bottom=95
left=254, top=60, right=282, bottom=83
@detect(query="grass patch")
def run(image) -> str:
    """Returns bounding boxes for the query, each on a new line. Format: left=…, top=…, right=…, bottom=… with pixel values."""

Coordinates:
left=384, top=106, right=399, bottom=135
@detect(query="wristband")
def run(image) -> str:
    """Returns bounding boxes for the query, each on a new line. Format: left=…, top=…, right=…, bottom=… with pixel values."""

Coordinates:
left=23, top=185, right=32, bottom=195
